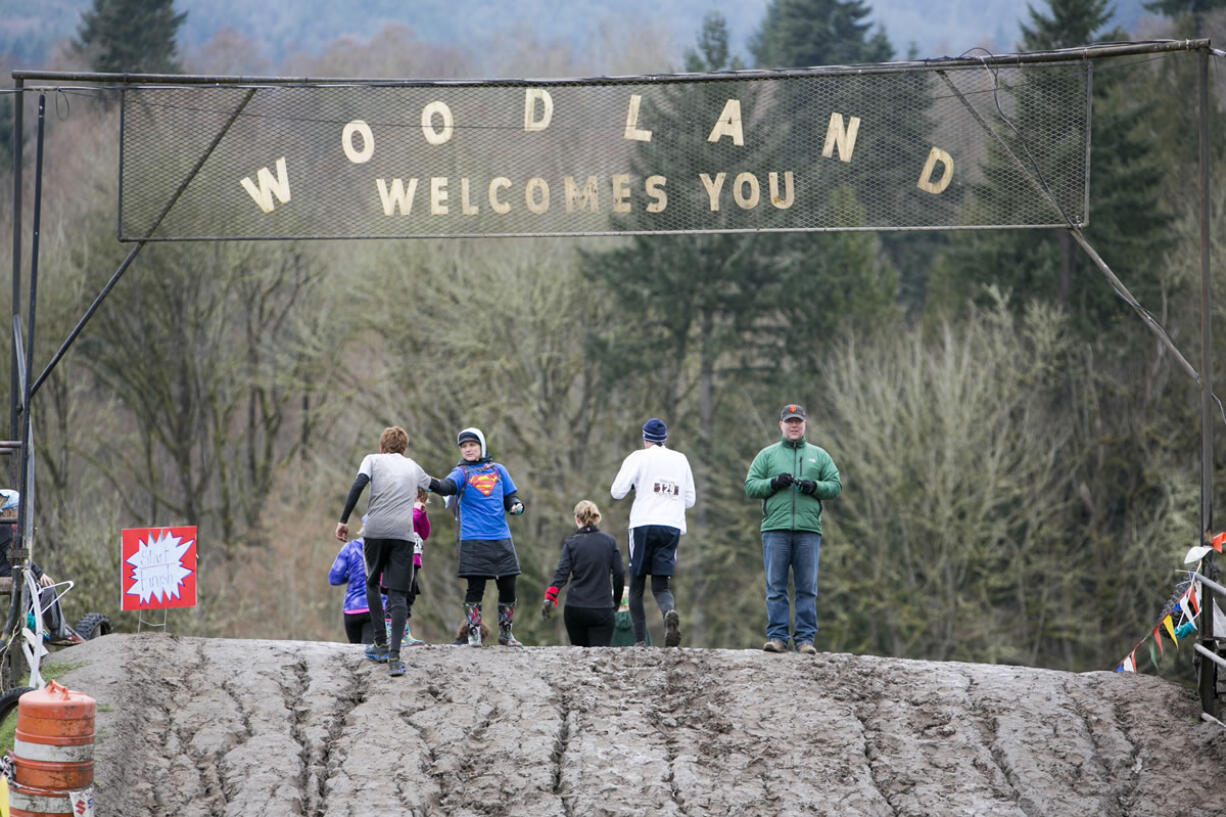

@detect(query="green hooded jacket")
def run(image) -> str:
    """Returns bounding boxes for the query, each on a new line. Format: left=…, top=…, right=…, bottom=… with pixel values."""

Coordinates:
left=744, top=436, right=841, bottom=533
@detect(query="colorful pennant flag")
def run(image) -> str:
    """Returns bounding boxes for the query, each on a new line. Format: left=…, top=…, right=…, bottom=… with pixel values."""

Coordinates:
left=1163, top=614, right=1178, bottom=646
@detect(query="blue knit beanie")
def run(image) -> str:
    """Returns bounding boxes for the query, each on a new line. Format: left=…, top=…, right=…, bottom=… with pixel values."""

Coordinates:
left=642, top=418, right=667, bottom=444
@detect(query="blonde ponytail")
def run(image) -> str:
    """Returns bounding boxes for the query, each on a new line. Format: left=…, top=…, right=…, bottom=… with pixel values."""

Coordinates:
left=573, top=499, right=602, bottom=526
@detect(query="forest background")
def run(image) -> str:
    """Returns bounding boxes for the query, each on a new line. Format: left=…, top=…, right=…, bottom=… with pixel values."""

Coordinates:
left=1, top=0, right=1224, bottom=680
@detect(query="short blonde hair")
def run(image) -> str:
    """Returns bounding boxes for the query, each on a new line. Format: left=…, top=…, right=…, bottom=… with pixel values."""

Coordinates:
left=573, top=499, right=601, bottom=526
left=379, top=426, right=408, bottom=454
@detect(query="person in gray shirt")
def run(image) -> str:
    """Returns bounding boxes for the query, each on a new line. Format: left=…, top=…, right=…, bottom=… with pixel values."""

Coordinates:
left=335, top=426, right=431, bottom=678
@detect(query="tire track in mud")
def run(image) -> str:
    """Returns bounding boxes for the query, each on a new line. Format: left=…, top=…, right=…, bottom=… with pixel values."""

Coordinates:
left=84, top=634, right=232, bottom=816
left=307, top=652, right=368, bottom=817
left=643, top=651, right=696, bottom=817
left=284, top=654, right=313, bottom=808
left=182, top=637, right=241, bottom=816
left=945, top=667, right=1046, bottom=817
left=960, top=664, right=1151, bottom=817
left=544, top=646, right=675, bottom=817
left=824, top=655, right=904, bottom=817
left=1061, top=676, right=1133, bottom=817
left=957, top=676, right=1020, bottom=810
left=548, top=684, right=574, bottom=817
left=211, top=640, right=308, bottom=816
left=417, top=676, right=459, bottom=812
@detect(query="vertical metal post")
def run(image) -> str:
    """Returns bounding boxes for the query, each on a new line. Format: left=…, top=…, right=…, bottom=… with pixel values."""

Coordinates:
left=1196, top=47, right=1219, bottom=719
left=9, top=79, right=23, bottom=446
left=14, top=95, right=44, bottom=629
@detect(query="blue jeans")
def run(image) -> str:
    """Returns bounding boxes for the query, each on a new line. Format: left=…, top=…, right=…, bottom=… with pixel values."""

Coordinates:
left=761, top=530, right=821, bottom=645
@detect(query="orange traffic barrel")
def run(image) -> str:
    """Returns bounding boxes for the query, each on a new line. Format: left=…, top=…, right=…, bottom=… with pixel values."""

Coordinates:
left=7, top=779, right=78, bottom=816
left=9, top=681, right=95, bottom=816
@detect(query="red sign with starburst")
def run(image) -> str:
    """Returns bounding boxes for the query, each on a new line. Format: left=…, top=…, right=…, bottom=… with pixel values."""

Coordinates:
left=120, top=526, right=198, bottom=611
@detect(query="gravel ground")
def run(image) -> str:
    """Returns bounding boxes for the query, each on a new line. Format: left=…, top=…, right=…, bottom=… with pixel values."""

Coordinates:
left=42, top=633, right=1226, bottom=817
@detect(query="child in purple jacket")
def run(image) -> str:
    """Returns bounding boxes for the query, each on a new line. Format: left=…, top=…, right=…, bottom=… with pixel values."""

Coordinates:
left=329, top=534, right=373, bottom=644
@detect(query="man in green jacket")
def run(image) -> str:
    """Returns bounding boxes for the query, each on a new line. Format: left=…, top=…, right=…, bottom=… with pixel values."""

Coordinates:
left=744, top=404, right=842, bottom=655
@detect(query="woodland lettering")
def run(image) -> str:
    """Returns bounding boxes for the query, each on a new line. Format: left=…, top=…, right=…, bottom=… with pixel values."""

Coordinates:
left=238, top=89, right=957, bottom=217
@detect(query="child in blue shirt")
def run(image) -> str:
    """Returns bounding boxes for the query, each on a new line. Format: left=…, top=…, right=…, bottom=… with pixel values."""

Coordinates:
left=430, top=427, right=525, bottom=647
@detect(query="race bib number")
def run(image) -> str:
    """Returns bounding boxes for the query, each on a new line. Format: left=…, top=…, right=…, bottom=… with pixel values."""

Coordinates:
left=652, top=479, right=680, bottom=497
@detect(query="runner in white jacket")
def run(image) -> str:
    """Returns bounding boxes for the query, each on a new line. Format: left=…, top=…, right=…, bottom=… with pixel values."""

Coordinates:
left=610, top=418, right=696, bottom=647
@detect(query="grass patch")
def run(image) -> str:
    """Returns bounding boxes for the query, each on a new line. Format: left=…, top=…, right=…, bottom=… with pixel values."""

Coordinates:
left=0, top=658, right=95, bottom=752
left=39, top=660, right=89, bottom=678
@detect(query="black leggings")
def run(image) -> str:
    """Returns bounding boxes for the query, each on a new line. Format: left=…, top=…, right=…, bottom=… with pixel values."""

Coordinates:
left=368, top=580, right=408, bottom=657
left=564, top=606, right=615, bottom=647
left=464, top=575, right=517, bottom=605
left=628, top=574, right=674, bottom=644
left=343, top=611, right=374, bottom=644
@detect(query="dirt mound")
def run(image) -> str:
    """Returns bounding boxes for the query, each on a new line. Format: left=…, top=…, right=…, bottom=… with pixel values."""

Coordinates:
left=46, top=633, right=1226, bottom=816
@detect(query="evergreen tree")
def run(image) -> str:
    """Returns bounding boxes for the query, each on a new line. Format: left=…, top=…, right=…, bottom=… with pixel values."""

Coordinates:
left=685, top=12, right=746, bottom=72
left=1143, top=0, right=1226, bottom=35
left=749, top=0, right=891, bottom=67
left=74, top=0, right=187, bottom=74
left=1021, top=0, right=1116, bottom=47
left=743, top=0, right=926, bottom=320
left=931, top=0, right=1175, bottom=339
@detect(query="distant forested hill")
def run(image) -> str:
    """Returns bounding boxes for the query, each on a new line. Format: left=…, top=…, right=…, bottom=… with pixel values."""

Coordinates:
left=0, top=0, right=1160, bottom=74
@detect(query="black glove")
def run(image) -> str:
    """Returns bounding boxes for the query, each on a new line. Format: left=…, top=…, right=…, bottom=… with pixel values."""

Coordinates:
left=508, top=500, right=525, bottom=516
left=796, top=479, right=817, bottom=495
left=428, top=477, right=442, bottom=493
left=769, top=473, right=794, bottom=491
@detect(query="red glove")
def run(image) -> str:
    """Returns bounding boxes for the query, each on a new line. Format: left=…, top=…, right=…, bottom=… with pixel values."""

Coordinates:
left=541, top=586, right=559, bottom=619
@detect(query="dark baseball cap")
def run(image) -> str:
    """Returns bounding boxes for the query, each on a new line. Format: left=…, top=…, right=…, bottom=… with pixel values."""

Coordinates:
left=780, top=404, right=806, bottom=421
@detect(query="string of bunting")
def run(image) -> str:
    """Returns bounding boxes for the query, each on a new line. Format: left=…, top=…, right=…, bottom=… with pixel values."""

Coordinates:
left=1114, top=532, right=1223, bottom=673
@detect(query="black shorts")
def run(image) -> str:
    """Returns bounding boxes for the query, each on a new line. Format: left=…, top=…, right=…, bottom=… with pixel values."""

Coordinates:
left=628, top=525, right=680, bottom=577
left=363, top=537, right=415, bottom=593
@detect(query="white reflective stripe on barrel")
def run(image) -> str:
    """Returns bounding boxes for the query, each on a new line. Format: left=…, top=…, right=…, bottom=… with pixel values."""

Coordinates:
left=13, top=737, right=94, bottom=763
left=8, top=786, right=73, bottom=814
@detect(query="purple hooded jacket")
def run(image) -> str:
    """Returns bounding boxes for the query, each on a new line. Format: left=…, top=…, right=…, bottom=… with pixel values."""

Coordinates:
left=329, top=538, right=369, bottom=615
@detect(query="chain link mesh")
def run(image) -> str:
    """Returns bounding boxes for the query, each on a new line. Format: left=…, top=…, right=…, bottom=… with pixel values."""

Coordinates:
left=117, top=61, right=1090, bottom=241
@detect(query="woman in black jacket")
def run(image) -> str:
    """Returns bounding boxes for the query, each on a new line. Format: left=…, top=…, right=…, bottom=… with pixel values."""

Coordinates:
left=541, top=500, right=625, bottom=647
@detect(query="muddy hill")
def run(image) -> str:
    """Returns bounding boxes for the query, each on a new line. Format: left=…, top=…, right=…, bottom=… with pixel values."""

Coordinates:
left=46, top=633, right=1226, bottom=816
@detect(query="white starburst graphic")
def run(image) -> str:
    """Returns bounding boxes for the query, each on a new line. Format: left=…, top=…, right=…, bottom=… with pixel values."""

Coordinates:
left=125, top=530, right=194, bottom=604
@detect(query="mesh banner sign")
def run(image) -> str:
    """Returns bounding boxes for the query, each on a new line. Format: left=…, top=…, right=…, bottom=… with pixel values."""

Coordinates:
left=119, top=61, right=1091, bottom=240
